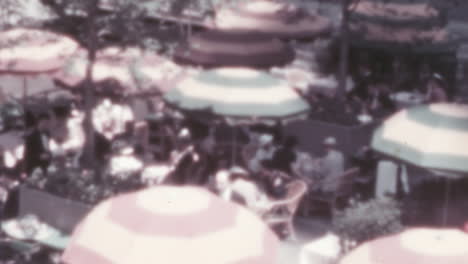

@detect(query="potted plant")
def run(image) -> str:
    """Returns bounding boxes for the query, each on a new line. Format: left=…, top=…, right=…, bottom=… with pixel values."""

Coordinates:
left=19, top=164, right=145, bottom=233
left=332, top=197, right=403, bottom=254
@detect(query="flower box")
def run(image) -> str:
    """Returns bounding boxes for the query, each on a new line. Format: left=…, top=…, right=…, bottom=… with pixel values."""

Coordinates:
left=18, top=186, right=92, bottom=234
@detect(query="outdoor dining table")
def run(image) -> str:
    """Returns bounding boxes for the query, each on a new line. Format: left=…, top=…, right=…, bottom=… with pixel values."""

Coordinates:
left=390, top=91, right=425, bottom=108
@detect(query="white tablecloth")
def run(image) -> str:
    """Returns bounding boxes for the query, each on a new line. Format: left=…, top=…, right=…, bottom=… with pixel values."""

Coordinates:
left=299, top=232, right=341, bottom=264
left=390, top=92, right=425, bottom=108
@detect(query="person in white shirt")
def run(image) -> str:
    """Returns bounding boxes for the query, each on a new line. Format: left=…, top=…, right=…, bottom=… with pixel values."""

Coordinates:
left=92, top=98, right=134, bottom=140
left=107, top=142, right=143, bottom=179
left=214, top=169, right=231, bottom=197
left=315, top=137, right=345, bottom=193
left=49, top=109, right=85, bottom=156
left=292, top=150, right=318, bottom=186
left=215, top=167, right=268, bottom=212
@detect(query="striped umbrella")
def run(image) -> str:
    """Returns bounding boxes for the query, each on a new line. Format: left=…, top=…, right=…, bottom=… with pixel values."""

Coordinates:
left=350, top=1, right=440, bottom=25
left=62, top=186, right=279, bottom=264
left=348, top=1, right=457, bottom=53
left=163, top=67, right=310, bottom=124
left=0, top=28, right=78, bottom=72
left=212, top=0, right=331, bottom=39
left=0, top=28, right=79, bottom=98
left=54, top=46, right=186, bottom=95
left=173, top=29, right=294, bottom=69
left=340, top=228, right=468, bottom=264
left=371, top=103, right=468, bottom=176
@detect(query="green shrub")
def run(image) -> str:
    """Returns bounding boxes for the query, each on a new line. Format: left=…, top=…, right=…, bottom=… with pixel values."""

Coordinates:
left=332, top=197, right=403, bottom=252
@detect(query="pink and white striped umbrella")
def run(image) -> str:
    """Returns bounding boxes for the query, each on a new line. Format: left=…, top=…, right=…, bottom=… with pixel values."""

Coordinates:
left=0, top=28, right=79, bottom=72
left=54, top=46, right=190, bottom=94
left=62, top=186, right=279, bottom=264
left=0, top=28, right=79, bottom=98
left=340, top=228, right=468, bottom=264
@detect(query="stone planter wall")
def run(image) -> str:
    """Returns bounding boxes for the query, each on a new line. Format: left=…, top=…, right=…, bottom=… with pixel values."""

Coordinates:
left=18, top=186, right=92, bottom=234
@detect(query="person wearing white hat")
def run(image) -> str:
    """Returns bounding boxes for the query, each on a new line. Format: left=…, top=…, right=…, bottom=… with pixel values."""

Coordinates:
left=247, top=133, right=276, bottom=173
left=315, top=136, right=345, bottom=193
left=323, top=136, right=337, bottom=146
left=177, top=127, right=191, bottom=139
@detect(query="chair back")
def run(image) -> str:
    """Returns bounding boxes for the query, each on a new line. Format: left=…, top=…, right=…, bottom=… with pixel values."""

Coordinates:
left=284, top=180, right=308, bottom=215
left=335, top=167, right=360, bottom=197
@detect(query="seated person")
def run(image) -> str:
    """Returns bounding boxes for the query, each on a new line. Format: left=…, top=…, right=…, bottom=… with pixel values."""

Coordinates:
left=213, top=169, right=231, bottom=196
left=365, top=82, right=395, bottom=115
left=292, top=150, right=318, bottom=186
left=313, top=137, right=345, bottom=194
left=258, top=161, right=291, bottom=199
left=23, top=112, right=52, bottom=176
left=92, top=98, right=134, bottom=140
left=424, top=73, right=448, bottom=103
left=247, top=134, right=276, bottom=174
left=215, top=167, right=268, bottom=211
left=49, top=107, right=85, bottom=165
left=170, top=128, right=199, bottom=185
left=270, top=136, right=298, bottom=174
left=229, top=166, right=264, bottom=206
left=107, top=141, right=144, bottom=180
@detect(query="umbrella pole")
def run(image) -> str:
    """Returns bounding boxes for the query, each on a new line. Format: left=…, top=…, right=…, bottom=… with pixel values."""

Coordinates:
left=22, top=76, right=27, bottom=104
left=231, top=127, right=236, bottom=166
left=442, top=178, right=451, bottom=226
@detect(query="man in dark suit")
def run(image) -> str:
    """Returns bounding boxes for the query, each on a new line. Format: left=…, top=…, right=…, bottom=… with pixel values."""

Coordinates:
left=23, top=113, right=52, bottom=175
left=270, top=136, right=298, bottom=174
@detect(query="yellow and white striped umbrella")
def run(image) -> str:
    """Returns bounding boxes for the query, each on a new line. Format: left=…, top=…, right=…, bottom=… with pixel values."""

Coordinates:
left=163, top=67, right=310, bottom=123
left=371, top=103, right=468, bottom=175
left=62, top=186, right=279, bottom=264
left=340, top=228, right=468, bottom=264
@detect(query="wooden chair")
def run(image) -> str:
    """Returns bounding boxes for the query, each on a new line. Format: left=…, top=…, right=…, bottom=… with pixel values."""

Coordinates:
left=308, top=167, right=360, bottom=215
left=262, top=180, right=308, bottom=240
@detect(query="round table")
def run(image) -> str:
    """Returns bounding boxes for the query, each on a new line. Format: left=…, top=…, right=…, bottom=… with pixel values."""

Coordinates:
left=390, top=92, right=425, bottom=108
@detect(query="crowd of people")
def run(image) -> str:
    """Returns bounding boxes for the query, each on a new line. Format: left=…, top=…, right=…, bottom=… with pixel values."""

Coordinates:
left=298, top=48, right=454, bottom=126
left=0, top=50, right=457, bottom=242
left=0, top=81, right=360, bottom=226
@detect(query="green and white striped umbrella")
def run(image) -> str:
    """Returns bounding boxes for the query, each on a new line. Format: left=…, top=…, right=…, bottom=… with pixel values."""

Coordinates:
left=371, top=103, right=468, bottom=175
left=163, top=67, right=310, bottom=124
